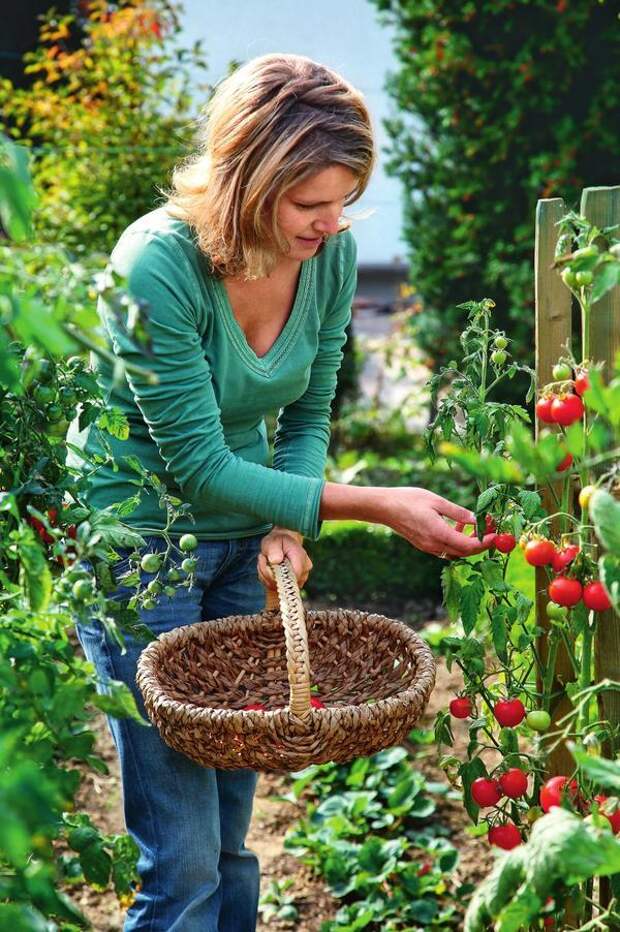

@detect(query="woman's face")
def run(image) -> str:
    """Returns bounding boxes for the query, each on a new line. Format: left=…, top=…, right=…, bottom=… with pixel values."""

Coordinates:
left=276, top=165, right=359, bottom=262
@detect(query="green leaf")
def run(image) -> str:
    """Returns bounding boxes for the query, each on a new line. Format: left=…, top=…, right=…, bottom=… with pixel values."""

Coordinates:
left=592, top=258, right=620, bottom=304
left=441, top=564, right=461, bottom=623
left=590, top=490, right=620, bottom=557
left=460, top=578, right=486, bottom=634
left=517, top=490, right=542, bottom=520
left=98, top=407, right=130, bottom=441
left=91, top=681, right=150, bottom=725
left=476, top=487, right=499, bottom=512
left=571, top=746, right=620, bottom=792
left=599, top=555, right=620, bottom=615
left=490, top=605, right=509, bottom=661
left=19, top=537, right=52, bottom=612
left=0, top=137, right=36, bottom=241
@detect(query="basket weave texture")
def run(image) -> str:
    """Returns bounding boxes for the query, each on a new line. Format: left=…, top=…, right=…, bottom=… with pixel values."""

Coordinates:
left=136, top=558, right=436, bottom=772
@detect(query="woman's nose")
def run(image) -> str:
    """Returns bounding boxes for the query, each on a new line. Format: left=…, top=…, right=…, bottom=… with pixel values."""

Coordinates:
left=313, top=210, right=342, bottom=236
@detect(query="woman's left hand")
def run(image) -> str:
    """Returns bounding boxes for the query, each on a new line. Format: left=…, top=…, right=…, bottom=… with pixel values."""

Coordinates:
left=258, top=527, right=313, bottom=590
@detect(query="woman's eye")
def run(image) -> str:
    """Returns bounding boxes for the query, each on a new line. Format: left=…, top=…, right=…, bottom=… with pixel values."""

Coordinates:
left=295, top=203, right=314, bottom=210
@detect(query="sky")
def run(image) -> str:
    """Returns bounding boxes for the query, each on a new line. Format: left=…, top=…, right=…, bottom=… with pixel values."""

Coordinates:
left=176, top=0, right=407, bottom=267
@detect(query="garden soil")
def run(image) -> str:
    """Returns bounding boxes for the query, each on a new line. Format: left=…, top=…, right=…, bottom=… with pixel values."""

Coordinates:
left=69, top=652, right=493, bottom=931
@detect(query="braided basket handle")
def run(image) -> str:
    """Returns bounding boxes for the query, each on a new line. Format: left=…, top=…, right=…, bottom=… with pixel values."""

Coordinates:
left=265, top=558, right=313, bottom=719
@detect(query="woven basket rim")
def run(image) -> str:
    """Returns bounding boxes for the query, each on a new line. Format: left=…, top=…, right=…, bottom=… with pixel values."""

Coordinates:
left=136, top=607, right=436, bottom=725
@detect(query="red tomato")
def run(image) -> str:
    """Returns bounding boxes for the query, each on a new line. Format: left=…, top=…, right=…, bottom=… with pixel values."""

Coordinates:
left=493, top=698, right=526, bottom=728
left=417, top=860, right=433, bottom=877
left=550, top=393, right=584, bottom=426
left=551, top=544, right=580, bottom=574
left=449, top=697, right=473, bottom=719
left=310, top=697, right=326, bottom=709
left=582, top=581, right=612, bottom=612
left=488, top=822, right=522, bottom=850
left=574, top=370, right=590, bottom=396
left=540, top=776, right=579, bottom=813
left=556, top=452, right=573, bottom=472
left=471, top=778, right=502, bottom=808
left=243, top=703, right=266, bottom=712
left=498, top=768, right=529, bottom=799
left=524, top=539, right=556, bottom=567
left=594, top=795, right=620, bottom=834
left=536, top=395, right=557, bottom=424
left=494, top=533, right=516, bottom=554
left=548, top=576, right=583, bottom=607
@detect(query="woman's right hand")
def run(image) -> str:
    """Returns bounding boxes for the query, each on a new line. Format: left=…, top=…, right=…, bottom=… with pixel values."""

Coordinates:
left=382, top=487, right=496, bottom=559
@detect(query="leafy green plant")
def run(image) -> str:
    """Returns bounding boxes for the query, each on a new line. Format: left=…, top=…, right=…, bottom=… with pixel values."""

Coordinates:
left=0, top=0, right=207, bottom=253
left=282, top=746, right=464, bottom=930
left=258, top=878, right=300, bottom=925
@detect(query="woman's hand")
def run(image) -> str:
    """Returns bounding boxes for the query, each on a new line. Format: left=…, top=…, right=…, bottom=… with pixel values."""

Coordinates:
left=258, top=527, right=314, bottom=590
left=384, top=487, right=496, bottom=559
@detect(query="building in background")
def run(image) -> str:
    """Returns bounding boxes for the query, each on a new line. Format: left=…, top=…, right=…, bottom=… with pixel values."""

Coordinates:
left=179, top=0, right=409, bottom=310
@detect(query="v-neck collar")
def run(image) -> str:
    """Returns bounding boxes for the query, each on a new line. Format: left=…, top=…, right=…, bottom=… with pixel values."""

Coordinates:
left=213, top=258, right=314, bottom=376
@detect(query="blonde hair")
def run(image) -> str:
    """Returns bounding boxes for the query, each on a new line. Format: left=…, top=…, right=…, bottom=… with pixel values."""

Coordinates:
left=164, top=53, right=375, bottom=279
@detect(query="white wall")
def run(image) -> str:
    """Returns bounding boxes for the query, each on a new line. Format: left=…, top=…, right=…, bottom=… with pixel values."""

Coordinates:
left=177, top=0, right=406, bottom=267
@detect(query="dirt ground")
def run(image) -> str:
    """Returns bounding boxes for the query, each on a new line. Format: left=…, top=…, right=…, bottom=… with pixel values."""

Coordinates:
left=69, top=653, right=494, bottom=931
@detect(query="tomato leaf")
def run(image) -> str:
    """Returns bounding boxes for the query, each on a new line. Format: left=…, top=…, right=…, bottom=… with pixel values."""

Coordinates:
left=590, top=490, right=620, bottom=557
left=460, top=578, right=486, bottom=635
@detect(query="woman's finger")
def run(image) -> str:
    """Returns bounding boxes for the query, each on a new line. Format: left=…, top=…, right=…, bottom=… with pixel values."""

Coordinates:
left=433, top=497, right=477, bottom=525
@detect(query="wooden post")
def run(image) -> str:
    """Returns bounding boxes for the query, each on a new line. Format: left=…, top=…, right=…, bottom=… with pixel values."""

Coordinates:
left=581, top=186, right=620, bottom=754
left=534, top=198, right=574, bottom=776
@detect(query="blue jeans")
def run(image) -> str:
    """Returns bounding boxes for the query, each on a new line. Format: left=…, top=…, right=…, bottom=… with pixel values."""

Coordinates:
left=75, top=533, right=267, bottom=932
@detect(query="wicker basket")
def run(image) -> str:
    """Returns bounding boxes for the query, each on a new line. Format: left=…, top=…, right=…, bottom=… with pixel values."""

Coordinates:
left=136, top=558, right=436, bottom=772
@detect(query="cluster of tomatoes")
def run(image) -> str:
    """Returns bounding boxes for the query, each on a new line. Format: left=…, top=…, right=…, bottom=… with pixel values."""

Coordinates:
left=519, top=530, right=612, bottom=612
left=535, top=363, right=589, bottom=428
left=25, top=505, right=78, bottom=565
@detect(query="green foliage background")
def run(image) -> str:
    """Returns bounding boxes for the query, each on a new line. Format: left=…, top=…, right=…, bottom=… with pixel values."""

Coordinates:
left=370, top=0, right=620, bottom=389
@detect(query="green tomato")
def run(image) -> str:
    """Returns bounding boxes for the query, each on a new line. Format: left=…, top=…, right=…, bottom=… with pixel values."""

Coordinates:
left=575, top=270, right=593, bottom=286
left=546, top=602, right=568, bottom=621
left=33, top=384, right=56, bottom=406
left=164, top=585, right=176, bottom=597
left=181, top=557, right=198, bottom=574
left=142, top=597, right=157, bottom=611
left=59, top=386, right=78, bottom=407
left=526, top=710, right=551, bottom=732
left=552, top=362, right=573, bottom=381
left=179, top=533, right=198, bottom=552
left=72, top=579, right=93, bottom=602
left=167, top=568, right=182, bottom=582
left=140, top=553, right=163, bottom=574
left=45, top=403, right=64, bottom=423
left=561, top=267, right=578, bottom=289
left=147, top=580, right=163, bottom=595
left=490, top=349, right=506, bottom=366
left=493, top=335, right=508, bottom=350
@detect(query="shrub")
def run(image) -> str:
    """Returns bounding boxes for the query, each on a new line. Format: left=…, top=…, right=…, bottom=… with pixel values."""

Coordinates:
left=0, top=0, right=207, bottom=252
left=370, top=0, right=620, bottom=392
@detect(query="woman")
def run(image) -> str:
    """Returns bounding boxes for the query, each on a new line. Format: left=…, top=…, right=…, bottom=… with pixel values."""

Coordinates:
left=75, top=53, right=493, bottom=931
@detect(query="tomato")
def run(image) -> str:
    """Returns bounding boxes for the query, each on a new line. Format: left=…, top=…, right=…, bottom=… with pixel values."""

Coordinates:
left=181, top=557, right=198, bottom=574
left=552, top=362, right=573, bottom=381
left=491, top=349, right=506, bottom=366
left=546, top=601, right=568, bottom=621
left=561, top=268, right=578, bottom=289
left=582, top=581, right=612, bottom=612
left=37, top=359, right=55, bottom=383
left=147, top=580, right=163, bottom=595
left=493, top=698, right=526, bottom=728
left=46, top=403, right=64, bottom=423
left=140, top=553, right=163, bottom=574
left=550, top=393, right=584, bottom=427
left=498, top=768, right=529, bottom=799
left=536, top=395, right=557, bottom=424
left=179, top=533, right=198, bottom=552
left=488, top=822, right=522, bottom=850
left=494, top=335, right=508, bottom=349
left=417, top=860, right=433, bottom=877
left=551, top=544, right=580, bottom=574
left=167, top=568, right=182, bottom=583
left=243, top=703, right=266, bottom=712
left=526, top=710, right=551, bottom=732
left=524, top=539, right=556, bottom=567
left=142, top=598, right=157, bottom=611
left=59, top=387, right=78, bottom=407
left=575, top=270, right=593, bottom=286
left=556, top=452, right=573, bottom=472
left=574, top=370, right=589, bottom=396
left=494, top=533, right=516, bottom=554
left=471, top=778, right=502, bottom=808
left=579, top=485, right=595, bottom=509
left=540, top=776, right=579, bottom=813
left=548, top=576, right=583, bottom=607
left=449, top=697, right=473, bottom=719
left=310, top=697, right=326, bottom=709
left=33, top=384, right=56, bottom=406
left=594, top=795, right=620, bottom=834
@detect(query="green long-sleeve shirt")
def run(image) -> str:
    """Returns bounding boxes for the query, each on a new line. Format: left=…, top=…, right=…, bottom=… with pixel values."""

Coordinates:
left=74, top=208, right=357, bottom=540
